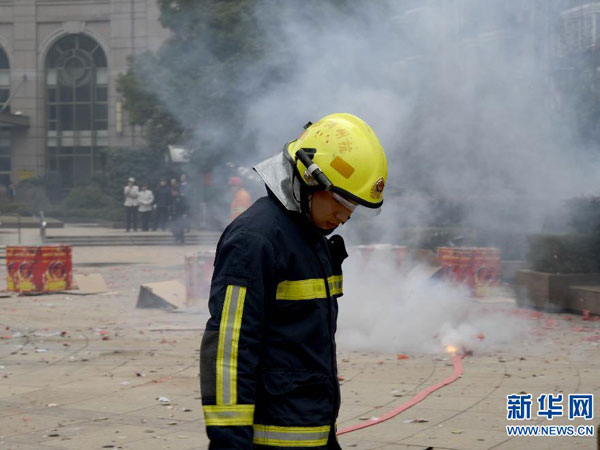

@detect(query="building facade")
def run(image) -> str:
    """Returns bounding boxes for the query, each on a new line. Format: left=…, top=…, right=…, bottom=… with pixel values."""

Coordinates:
left=0, top=0, right=169, bottom=187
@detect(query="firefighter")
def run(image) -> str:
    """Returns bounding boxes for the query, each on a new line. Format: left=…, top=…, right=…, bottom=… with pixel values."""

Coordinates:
left=200, top=113, right=388, bottom=449
left=229, top=176, right=252, bottom=222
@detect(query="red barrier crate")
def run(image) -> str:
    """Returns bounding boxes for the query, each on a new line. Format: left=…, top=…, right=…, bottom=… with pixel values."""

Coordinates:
left=437, top=247, right=500, bottom=296
left=6, top=245, right=72, bottom=293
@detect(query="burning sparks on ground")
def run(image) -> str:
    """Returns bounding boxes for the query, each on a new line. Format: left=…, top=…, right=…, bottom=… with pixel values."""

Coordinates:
left=445, top=345, right=458, bottom=355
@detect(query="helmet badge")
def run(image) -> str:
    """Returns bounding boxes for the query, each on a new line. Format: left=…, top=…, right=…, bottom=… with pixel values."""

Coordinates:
left=370, top=177, right=385, bottom=199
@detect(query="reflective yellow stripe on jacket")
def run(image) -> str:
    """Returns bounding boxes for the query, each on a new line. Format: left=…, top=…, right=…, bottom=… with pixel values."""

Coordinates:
left=204, top=285, right=252, bottom=427
left=253, top=424, right=331, bottom=447
left=216, top=285, right=247, bottom=405
left=276, top=275, right=343, bottom=300
left=203, top=404, right=254, bottom=426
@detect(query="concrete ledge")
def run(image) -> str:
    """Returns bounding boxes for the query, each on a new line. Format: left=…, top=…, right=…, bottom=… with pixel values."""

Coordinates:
left=0, top=215, right=63, bottom=228
left=569, top=285, right=600, bottom=314
left=515, top=270, right=600, bottom=311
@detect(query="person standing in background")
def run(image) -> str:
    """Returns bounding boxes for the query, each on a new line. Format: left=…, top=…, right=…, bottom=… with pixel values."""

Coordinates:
left=123, top=177, right=139, bottom=232
left=229, top=176, right=252, bottom=222
left=137, top=183, right=154, bottom=231
left=179, top=173, right=191, bottom=232
left=153, top=178, right=171, bottom=231
left=171, top=188, right=186, bottom=244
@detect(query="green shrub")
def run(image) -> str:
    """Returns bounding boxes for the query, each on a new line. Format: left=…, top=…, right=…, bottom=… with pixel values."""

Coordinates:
left=44, top=205, right=124, bottom=223
left=17, top=174, right=63, bottom=203
left=527, top=233, right=600, bottom=273
left=60, top=185, right=112, bottom=209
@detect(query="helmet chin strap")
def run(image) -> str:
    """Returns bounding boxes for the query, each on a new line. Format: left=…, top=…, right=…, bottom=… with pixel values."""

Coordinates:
left=286, top=143, right=337, bottom=234
left=290, top=153, right=317, bottom=219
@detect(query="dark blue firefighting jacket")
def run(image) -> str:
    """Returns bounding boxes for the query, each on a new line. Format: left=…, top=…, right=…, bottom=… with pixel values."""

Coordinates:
left=200, top=190, right=348, bottom=449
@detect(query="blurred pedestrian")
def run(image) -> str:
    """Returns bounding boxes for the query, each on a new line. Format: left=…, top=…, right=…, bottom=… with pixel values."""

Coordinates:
left=179, top=173, right=189, bottom=198
left=179, top=173, right=191, bottom=232
left=153, top=178, right=170, bottom=231
left=137, top=183, right=154, bottom=231
left=171, top=189, right=186, bottom=244
left=123, top=177, right=139, bottom=232
left=229, top=176, right=252, bottom=222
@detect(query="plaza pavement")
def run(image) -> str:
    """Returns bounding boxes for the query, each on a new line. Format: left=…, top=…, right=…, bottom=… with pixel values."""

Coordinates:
left=0, top=226, right=598, bottom=449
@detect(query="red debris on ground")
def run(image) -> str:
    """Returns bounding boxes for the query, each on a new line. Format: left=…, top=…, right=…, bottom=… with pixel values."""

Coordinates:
left=582, top=310, right=600, bottom=321
left=397, top=354, right=410, bottom=360
left=476, top=333, right=485, bottom=341
left=529, top=328, right=546, bottom=337
left=572, top=327, right=594, bottom=333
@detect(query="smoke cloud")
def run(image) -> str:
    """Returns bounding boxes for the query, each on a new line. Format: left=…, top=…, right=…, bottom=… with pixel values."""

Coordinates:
left=240, top=0, right=598, bottom=243
left=337, top=248, right=550, bottom=355
left=139, top=2, right=599, bottom=353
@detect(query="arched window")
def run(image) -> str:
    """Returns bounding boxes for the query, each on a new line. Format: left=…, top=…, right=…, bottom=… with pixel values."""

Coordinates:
left=45, top=34, right=108, bottom=187
left=0, top=47, right=11, bottom=186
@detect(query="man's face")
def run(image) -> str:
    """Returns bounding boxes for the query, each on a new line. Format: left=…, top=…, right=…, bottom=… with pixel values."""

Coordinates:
left=309, top=191, right=353, bottom=231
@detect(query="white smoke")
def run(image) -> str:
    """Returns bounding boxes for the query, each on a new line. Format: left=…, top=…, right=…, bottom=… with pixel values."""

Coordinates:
left=336, top=248, right=548, bottom=354
left=242, top=0, right=598, bottom=242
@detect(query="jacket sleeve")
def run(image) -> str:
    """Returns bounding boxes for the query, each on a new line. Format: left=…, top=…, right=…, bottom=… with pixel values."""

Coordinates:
left=200, top=228, right=275, bottom=449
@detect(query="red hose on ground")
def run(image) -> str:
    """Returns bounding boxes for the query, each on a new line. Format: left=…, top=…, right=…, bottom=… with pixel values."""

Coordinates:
left=337, top=353, right=465, bottom=435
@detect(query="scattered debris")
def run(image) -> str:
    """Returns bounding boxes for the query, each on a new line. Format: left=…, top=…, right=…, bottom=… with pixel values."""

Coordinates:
left=582, top=310, right=600, bottom=321
left=136, top=280, right=187, bottom=310
left=157, top=396, right=171, bottom=405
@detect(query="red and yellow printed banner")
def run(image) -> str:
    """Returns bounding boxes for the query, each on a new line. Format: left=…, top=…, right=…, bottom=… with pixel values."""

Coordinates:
left=437, top=247, right=500, bottom=297
left=6, top=246, right=72, bottom=292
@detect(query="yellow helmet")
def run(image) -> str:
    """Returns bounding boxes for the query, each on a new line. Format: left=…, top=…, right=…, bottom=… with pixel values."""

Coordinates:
left=286, top=113, right=388, bottom=215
